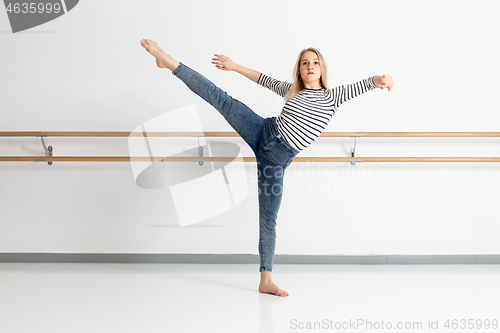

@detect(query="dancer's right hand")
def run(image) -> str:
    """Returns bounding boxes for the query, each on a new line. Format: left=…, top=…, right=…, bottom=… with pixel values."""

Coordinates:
left=212, top=54, right=236, bottom=71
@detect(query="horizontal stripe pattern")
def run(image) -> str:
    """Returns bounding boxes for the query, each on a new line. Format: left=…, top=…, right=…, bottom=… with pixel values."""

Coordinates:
left=258, top=74, right=377, bottom=151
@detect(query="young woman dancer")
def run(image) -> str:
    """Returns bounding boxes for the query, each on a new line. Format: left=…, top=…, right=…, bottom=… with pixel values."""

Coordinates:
left=140, top=39, right=393, bottom=297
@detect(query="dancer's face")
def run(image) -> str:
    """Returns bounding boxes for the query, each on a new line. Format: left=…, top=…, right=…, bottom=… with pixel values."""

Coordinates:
left=299, top=51, right=322, bottom=89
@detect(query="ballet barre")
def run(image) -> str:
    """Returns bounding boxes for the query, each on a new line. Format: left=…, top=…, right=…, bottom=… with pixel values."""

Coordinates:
left=1, top=131, right=499, bottom=165
left=1, top=131, right=500, bottom=137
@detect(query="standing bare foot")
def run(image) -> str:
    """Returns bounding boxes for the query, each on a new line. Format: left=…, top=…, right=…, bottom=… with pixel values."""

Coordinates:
left=140, top=39, right=179, bottom=71
left=259, top=271, right=289, bottom=297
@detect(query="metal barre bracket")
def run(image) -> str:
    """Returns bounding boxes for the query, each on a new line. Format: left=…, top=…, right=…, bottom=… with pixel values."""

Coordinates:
left=34, top=134, right=53, bottom=165
left=349, top=134, right=362, bottom=160
left=193, top=136, right=203, bottom=166
left=349, top=159, right=363, bottom=165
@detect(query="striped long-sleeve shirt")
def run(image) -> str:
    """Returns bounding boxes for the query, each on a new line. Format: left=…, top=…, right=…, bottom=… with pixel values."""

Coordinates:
left=257, top=74, right=378, bottom=151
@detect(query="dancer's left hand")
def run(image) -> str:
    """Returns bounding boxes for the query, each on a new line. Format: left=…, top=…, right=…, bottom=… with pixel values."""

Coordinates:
left=377, top=74, right=393, bottom=91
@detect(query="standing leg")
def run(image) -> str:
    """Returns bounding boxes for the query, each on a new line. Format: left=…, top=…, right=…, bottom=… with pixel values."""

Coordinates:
left=256, top=156, right=289, bottom=297
left=257, top=160, right=283, bottom=272
left=255, top=117, right=299, bottom=297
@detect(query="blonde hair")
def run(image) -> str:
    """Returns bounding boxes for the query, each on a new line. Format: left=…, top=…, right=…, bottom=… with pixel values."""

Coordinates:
left=284, top=47, right=328, bottom=103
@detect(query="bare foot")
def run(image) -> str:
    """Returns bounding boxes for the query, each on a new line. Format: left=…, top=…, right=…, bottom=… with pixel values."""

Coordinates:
left=259, top=280, right=289, bottom=297
left=140, top=39, right=179, bottom=71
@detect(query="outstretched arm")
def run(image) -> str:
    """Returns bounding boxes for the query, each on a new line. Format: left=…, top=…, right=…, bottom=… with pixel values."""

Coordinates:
left=212, top=54, right=291, bottom=97
left=373, top=74, right=394, bottom=91
left=212, top=54, right=261, bottom=83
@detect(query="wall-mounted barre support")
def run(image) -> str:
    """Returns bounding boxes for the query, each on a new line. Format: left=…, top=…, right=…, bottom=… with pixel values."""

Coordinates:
left=348, top=134, right=363, bottom=165
left=33, top=134, right=53, bottom=165
left=191, top=134, right=204, bottom=166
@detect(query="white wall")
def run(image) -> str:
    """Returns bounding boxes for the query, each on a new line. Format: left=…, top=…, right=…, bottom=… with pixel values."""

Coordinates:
left=1, top=0, right=499, bottom=255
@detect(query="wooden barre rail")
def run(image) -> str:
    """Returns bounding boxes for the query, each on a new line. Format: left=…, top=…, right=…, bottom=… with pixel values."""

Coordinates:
left=1, top=131, right=500, bottom=137
left=1, top=157, right=500, bottom=163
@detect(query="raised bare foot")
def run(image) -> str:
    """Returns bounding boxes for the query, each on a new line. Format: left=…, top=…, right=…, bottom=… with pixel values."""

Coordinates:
left=259, top=280, right=289, bottom=297
left=140, top=39, right=179, bottom=71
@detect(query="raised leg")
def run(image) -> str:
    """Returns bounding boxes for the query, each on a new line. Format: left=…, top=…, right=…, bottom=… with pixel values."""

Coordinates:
left=140, top=39, right=263, bottom=152
left=172, top=63, right=263, bottom=153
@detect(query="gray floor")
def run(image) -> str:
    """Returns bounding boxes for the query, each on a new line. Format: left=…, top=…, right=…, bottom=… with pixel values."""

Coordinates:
left=0, top=263, right=499, bottom=333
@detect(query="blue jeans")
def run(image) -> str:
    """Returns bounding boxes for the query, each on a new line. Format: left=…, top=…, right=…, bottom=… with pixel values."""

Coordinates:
left=172, top=63, right=300, bottom=272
